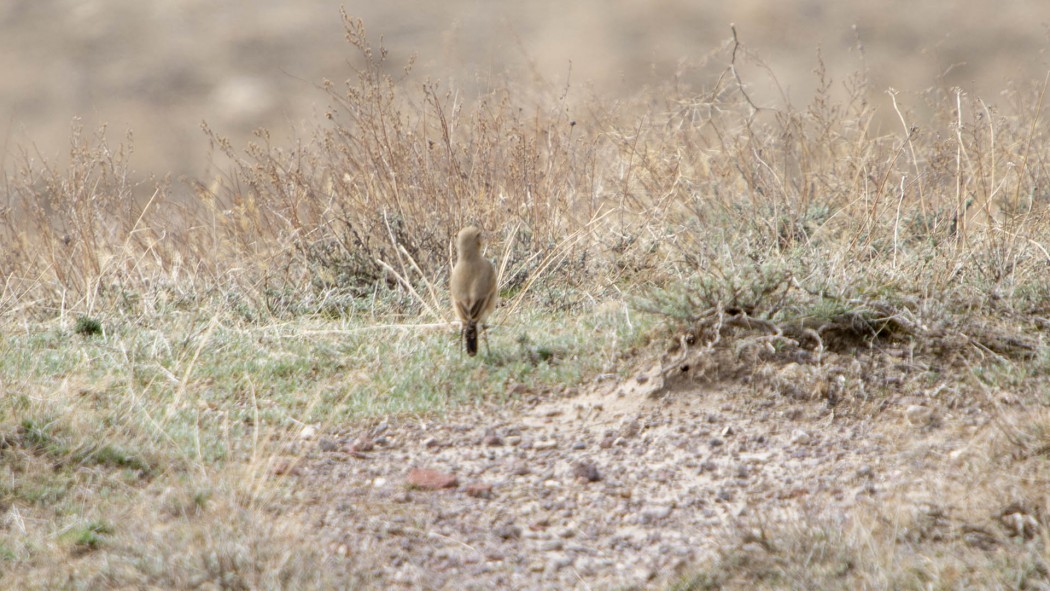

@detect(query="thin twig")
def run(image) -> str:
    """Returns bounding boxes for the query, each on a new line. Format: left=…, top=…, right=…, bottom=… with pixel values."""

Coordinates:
left=730, top=25, right=760, bottom=118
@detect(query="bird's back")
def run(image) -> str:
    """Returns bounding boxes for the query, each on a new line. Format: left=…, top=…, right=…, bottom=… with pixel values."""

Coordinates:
left=451, top=254, right=496, bottom=322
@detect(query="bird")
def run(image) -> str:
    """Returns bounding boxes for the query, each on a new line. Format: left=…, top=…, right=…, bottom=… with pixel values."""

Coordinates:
left=450, top=226, right=497, bottom=356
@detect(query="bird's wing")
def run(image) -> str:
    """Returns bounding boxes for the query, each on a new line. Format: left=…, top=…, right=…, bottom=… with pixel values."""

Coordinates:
left=471, top=262, right=498, bottom=320
left=466, top=294, right=491, bottom=321
left=455, top=300, right=472, bottom=322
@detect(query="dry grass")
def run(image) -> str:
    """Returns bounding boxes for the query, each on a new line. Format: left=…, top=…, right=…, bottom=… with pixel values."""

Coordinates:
left=4, top=16, right=1049, bottom=319
left=1, top=16, right=1049, bottom=589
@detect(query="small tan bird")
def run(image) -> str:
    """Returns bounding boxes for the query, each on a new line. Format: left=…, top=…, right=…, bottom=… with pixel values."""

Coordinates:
left=450, top=226, right=497, bottom=356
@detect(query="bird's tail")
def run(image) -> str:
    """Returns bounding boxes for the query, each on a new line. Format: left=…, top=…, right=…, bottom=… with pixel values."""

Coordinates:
left=464, top=321, right=479, bottom=357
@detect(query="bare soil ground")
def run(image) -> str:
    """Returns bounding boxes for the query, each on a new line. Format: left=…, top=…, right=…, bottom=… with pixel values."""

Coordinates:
left=284, top=350, right=994, bottom=590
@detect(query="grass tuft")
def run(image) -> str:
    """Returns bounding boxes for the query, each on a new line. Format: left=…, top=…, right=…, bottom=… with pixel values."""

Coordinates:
left=63, top=520, right=113, bottom=554
left=74, top=316, right=103, bottom=337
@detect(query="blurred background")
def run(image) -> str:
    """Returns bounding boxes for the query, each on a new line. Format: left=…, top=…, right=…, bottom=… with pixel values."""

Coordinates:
left=1, top=0, right=1048, bottom=181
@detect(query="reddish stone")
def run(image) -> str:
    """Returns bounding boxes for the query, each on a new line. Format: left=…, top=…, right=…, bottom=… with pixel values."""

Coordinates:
left=271, top=460, right=301, bottom=476
left=406, top=468, right=458, bottom=490
left=350, top=437, right=374, bottom=453
left=465, top=482, right=494, bottom=498
left=529, top=519, right=550, bottom=531
left=778, top=487, right=809, bottom=500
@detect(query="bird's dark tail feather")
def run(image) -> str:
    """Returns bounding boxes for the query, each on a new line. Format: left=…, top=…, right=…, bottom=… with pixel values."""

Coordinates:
left=464, top=322, right=479, bottom=357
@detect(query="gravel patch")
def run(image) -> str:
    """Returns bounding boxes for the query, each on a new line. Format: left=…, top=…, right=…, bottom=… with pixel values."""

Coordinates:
left=287, top=377, right=914, bottom=589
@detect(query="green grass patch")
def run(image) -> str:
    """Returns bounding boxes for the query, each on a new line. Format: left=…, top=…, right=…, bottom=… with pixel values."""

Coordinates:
left=0, top=544, right=15, bottom=562
left=61, top=520, right=112, bottom=554
left=74, top=316, right=103, bottom=337
left=2, top=296, right=646, bottom=467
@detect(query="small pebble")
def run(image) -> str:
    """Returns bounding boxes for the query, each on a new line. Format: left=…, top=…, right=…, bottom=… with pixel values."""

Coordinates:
left=572, top=461, right=602, bottom=483
left=495, top=524, right=522, bottom=540
left=905, top=405, right=934, bottom=425
left=546, top=553, right=574, bottom=571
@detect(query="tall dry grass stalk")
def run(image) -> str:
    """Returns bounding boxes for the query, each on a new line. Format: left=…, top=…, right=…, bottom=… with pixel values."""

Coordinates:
left=2, top=18, right=1048, bottom=323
